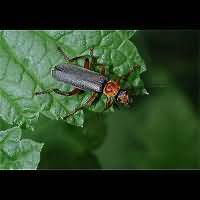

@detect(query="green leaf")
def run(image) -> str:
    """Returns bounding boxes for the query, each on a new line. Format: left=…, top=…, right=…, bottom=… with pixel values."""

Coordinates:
left=0, top=30, right=146, bottom=127
left=0, top=126, right=43, bottom=169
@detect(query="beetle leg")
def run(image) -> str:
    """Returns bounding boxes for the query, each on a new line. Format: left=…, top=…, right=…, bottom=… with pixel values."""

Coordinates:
left=53, top=88, right=81, bottom=96
left=69, top=55, right=89, bottom=62
left=57, top=46, right=70, bottom=62
left=120, top=69, right=133, bottom=81
left=114, top=68, right=134, bottom=85
left=68, top=48, right=94, bottom=63
left=57, top=46, right=102, bottom=72
left=89, top=48, right=105, bottom=75
left=57, top=46, right=90, bottom=63
left=34, top=88, right=81, bottom=96
left=118, top=64, right=140, bottom=82
left=96, top=64, right=106, bottom=75
left=103, top=97, right=113, bottom=112
left=83, top=57, right=104, bottom=70
left=63, top=92, right=98, bottom=119
left=83, top=58, right=90, bottom=69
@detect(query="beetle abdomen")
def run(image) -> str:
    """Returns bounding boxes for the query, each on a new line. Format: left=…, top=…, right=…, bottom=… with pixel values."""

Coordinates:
left=51, top=64, right=108, bottom=93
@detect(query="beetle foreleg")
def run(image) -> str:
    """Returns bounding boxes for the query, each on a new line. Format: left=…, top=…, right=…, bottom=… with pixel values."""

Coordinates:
left=117, top=64, right=140, bottom=83
left=122, top=68, right=133, bottom=81
left=63, top=92, right=98, bottom=120
left=103, top=97, right=113, bottom=112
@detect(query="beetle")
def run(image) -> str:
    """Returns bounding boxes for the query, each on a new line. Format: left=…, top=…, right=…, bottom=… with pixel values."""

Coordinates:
left=34, top=47, right=135, bottom=119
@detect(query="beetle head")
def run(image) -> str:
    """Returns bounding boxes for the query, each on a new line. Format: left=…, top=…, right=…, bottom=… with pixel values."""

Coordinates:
left=116, top=89, right=130, bottom=105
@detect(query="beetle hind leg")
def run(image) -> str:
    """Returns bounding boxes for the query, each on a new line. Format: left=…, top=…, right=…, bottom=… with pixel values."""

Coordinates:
left=57, top=46, right=70, bottom=62
left=63, top=92, right=98, bottom=120
left=34, top=88, right=81, bottom=97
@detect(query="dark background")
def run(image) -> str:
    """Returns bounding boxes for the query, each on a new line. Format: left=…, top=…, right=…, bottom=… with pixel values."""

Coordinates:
left=22, top=30, right=199, bottom=169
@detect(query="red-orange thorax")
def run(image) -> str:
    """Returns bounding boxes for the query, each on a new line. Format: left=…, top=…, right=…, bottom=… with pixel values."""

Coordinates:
left=103, top=80, right=120, bottom=97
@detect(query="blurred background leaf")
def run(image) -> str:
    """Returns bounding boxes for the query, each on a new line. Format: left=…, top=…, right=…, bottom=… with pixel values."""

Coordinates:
left=22, top=111, right=107, bottom=169
left=95, top=87, right=199, bottom=169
